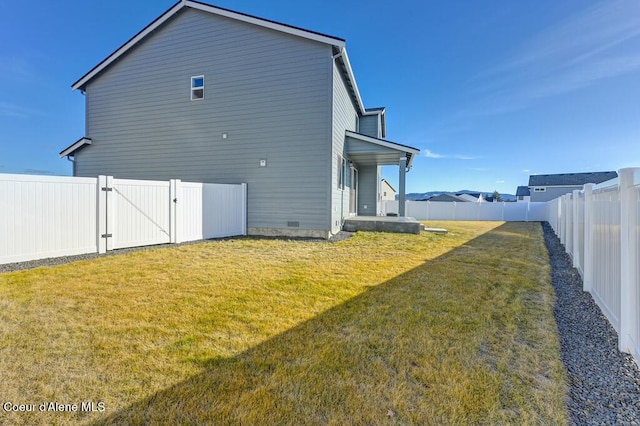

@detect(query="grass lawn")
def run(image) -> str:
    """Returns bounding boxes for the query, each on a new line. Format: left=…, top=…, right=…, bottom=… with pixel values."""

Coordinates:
left=0, top=221, right=567, bottom=425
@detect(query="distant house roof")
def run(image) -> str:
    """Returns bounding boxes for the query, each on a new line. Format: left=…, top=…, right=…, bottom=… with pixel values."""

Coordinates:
left=381, top=178, right=396, bottom=193
left=529, top=171, right=618, bottom=187
left=428, top=194, right=469, bottom=202
left=516, top=186, right=531, bottom=196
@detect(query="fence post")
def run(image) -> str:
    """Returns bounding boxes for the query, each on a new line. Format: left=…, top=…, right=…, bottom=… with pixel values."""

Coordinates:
left=105, top=176, right=114, bottom=251
left=170, top=179, right=180, bottom=244
left=572, top=190, right=580, bottom=269
left=619, top=168, right=639, bottom=353
left=241, top=183, right=248, bottom=236
left=566, top=194, right=572, bottom=255
left=583, top=183, right=594, bottom=292
left=97, top=176, right=107, bottom=254
left=557, top=197, right=563, bottom=241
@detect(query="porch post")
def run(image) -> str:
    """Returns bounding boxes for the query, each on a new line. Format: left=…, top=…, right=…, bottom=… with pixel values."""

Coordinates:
left=399, top=156, right=407, bottom=217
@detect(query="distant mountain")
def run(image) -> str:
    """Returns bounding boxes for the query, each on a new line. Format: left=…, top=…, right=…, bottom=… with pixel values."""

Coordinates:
left=404, top=190, right=516, bottom=202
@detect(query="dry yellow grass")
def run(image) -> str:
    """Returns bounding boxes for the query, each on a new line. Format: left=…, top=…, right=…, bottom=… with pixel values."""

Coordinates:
left=0, top=221, right=567, bottom=425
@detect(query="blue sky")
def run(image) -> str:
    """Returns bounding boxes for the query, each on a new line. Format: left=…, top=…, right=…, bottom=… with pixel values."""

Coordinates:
left=1, top=0, right=638, bottom=194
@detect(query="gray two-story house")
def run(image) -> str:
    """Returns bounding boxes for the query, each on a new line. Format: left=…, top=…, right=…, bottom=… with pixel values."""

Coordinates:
left=60, top=0, right=419, bottom=238
left=528, top=171, right=618, bottom=202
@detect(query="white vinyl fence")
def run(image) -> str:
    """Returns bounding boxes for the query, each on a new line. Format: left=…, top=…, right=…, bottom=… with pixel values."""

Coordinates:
left=0, top=174, right=247, bottom=265
left=547, top=168, right=640, bottom=365
left=382, top=200, right=547, bottom=221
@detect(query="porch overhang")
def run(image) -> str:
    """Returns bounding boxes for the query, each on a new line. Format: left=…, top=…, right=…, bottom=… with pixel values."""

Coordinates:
left=345, top=131, right=419, bottom=218
left=60, top=137, right=92, bottom=158
left=345, top=131, right=419, bottom=169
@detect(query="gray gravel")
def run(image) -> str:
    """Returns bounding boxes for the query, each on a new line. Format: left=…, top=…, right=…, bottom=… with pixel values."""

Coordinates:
left=543, top=222, right=640, bottom=425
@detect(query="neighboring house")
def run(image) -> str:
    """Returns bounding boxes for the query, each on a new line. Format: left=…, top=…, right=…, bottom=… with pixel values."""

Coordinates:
left=380, top=179, right=396, bottom=201
left=528, top=171, right=618, bottom=202
left=456, top=192, right=486, bottom=203
left=60, top=0, right=419, bottom=239
left=516, top=186, right=530, bottom=202
left=427, top=194, right=469, bottom=202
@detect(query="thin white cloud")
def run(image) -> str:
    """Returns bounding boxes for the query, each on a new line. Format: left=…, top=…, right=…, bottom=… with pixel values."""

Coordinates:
left=496, top=180, right=505, bottom=184
left=424, top=149, right=444, bottom=159
left=479, top=0, right=640, bottom=78
left=521, top=169, right=531, bottom=173
left=0, top=102, right=33, bottom=118
left=454, top=154, right=480, bottom=160
left=464, top=0, right=640, bottom=116
left=527, top=55, right=640, bottom=100
left=423, top=149, right=479, bottom=160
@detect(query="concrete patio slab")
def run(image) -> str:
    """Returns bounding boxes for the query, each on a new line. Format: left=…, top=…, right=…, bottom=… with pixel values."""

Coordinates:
left=343, top=216, right=422, bottom=235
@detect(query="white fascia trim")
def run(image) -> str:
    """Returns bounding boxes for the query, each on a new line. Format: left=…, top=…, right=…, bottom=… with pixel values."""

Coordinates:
left=72, top=2, right=184, bottom=91
left=60, top=138, right=92, bottom=158
left=339, top=48, right=366, bottom=115
left=362, top=108, right=385, bottom=116
left=346, top=131, right=419, bottom=156
left=187, top=1, right=346, bottom=48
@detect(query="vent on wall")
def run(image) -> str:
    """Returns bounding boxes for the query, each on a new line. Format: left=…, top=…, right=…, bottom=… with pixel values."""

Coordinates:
left=287, top=221, right=300, bottom=228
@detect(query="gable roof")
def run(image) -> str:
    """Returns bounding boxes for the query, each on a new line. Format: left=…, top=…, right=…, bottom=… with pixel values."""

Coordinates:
left=381, top=178, right=396, bottom=193
left=528, top=171, right=618, bottom=187
left=516, top=186, right=531, bottom=196
left=428, top=194, right=469, bottom=202
left=345, top=131, right=420, bottom=169
left=71, top=0, right=366, bottom=113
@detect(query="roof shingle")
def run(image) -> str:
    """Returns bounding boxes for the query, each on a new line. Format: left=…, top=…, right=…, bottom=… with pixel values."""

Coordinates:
left=528, top=171, right=618, bottom=187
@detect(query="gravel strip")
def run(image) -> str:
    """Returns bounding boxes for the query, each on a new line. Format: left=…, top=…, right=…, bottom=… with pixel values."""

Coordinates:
left=0, top=231, right=354, bottom=274
left=543, top=222, right=640, bottom=425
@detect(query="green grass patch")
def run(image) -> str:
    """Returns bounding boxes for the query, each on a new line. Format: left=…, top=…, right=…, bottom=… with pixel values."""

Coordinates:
left=0, top=221, right=567, bottom=425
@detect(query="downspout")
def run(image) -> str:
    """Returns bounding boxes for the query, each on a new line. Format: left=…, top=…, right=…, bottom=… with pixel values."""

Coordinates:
left=66, top=155, right=76, bottom=176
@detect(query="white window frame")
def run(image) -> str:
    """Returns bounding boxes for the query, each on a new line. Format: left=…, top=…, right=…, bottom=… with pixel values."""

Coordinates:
left=534, top=187, right=546, bottom=192
left=191, top=75, right=204, bottom=100
left=337, top=155, right=346, bottom=189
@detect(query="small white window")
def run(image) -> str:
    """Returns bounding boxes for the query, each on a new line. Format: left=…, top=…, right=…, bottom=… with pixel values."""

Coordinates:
left=337, top=156, right=345, bottom=189
left=191, top=75, right=204, bottom=100
left=534, top=187, right=546, bottom=192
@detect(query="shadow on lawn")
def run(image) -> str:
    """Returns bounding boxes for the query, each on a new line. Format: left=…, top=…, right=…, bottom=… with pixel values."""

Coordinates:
left=91, top=223, right=558, bottom=425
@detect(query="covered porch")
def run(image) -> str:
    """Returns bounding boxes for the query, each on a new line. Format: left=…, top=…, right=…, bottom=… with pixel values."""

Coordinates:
left=344, top=130, right=419, bottom=218
left=342, top=131, right=420, bottom=233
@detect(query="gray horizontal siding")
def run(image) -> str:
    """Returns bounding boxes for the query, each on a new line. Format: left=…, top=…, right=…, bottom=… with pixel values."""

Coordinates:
left=530, top=186, right=583, bottom=202
left=346, top=136, right=398, bottom=155
left=358, top=115, right=379, bottom=138
left=357, top=164, right=378, bottom=216
left=331, top=59, right=358, bottom=232
left=76, top=8, right=333, bottom=231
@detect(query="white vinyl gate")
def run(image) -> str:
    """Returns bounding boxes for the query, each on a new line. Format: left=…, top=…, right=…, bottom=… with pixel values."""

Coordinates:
left=0, top=174, right=247, bottom=264
left=109, top=177, right=172, bottom=250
